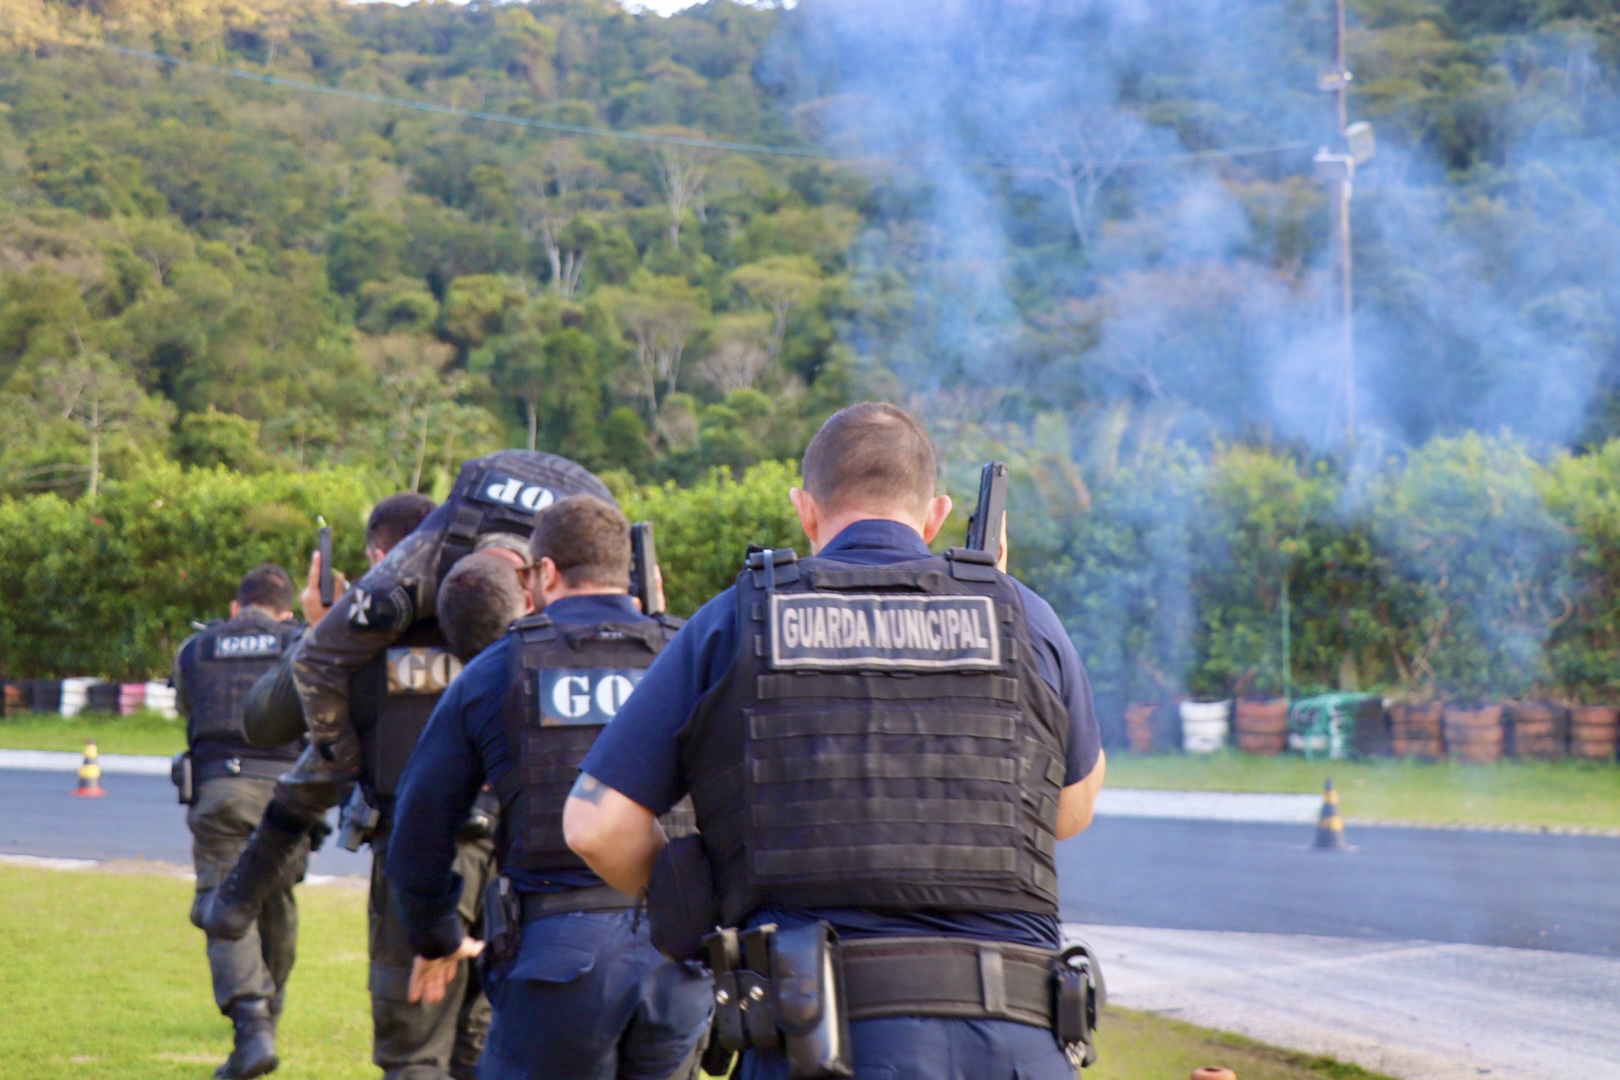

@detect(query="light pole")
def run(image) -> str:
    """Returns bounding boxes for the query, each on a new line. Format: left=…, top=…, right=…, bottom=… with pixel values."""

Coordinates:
left=1315, top=0, right=1374, bottom=443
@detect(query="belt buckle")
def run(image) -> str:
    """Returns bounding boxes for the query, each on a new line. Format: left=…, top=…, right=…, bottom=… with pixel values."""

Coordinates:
left=225, top=757, right=242, bottom=776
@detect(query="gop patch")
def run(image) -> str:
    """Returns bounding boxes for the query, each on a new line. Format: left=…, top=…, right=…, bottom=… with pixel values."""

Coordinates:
left=768, top=592, right=1001, bottom=672
left=386, top=647, right=463, bottom=695
left=536, top=668, right=646, bottom=726
left=472, top=470, right=556, bottom=514
left=207, top=633, right=284, bottom=660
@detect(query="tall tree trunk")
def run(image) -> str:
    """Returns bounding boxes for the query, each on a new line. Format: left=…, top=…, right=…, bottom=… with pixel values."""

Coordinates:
left=88, top=396, right=101, bottom=500
left=411, top=411, right=429, bottom=492
left=526, top=398, right=538, bottom=451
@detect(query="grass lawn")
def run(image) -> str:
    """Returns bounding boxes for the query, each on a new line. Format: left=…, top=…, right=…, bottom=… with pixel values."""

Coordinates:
left=0, top=709, right=187, bottom=756
left=0, top=863, right=1390, bottom=1079
left=1108, top=751, right=1620, bottom=829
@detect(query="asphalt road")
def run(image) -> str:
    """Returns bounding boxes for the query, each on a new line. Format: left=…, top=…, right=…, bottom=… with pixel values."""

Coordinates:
left=6, top=767, right=1617, bottom=957
left=1061, top=814, right=1620, bottom=957
left=0, top=768, right=372, bottom=877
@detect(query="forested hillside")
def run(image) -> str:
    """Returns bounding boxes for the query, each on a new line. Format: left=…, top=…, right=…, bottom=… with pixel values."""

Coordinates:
left=6, top=0, right=1620, bottom=700
left=2, top=0, right=1618, bottom=498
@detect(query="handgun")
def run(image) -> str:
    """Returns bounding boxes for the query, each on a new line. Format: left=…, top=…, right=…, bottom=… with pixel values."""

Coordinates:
left=317, top=516, right=334, bottom=607
left=965, top=461, right=1009, bottom=555
left=630, top=522, right=663, bottom=616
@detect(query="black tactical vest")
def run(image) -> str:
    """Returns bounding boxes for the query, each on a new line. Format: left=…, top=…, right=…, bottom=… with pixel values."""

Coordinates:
left=184, top=613, right=304, bottom=764
left=495, top=611, right=693, bottom=876
left=681, top=548, right=1070, bottom=926
left=351, top=619, right=462, bottom=803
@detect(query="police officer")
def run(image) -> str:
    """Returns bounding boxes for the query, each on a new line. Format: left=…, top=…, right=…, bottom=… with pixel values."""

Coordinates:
left=564, top=402, right=1107, bottom=1080
left=174, top=564, right=307, bottom=1079
left=204, top=453, right=616, bottom=1077
left=241, top=493, right=436, bottom=749
left=348, top=552, right=529, bottom=1080
left=387, top=495, right=712, bottom=1080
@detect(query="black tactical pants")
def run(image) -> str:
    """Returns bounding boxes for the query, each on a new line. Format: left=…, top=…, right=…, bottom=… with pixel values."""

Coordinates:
left=369, top=824, right=496, bottom=1080
left=188, top=776, right=310, bottom=1013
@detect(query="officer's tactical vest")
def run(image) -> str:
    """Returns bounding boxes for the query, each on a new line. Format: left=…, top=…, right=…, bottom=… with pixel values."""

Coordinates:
left=185, top=614, right=303, bottom=762
left=682, top=548, right=1070, bottom=926
left=350, top=619, right=462, bottom=802
left=495, top=611, right=693, bottom=876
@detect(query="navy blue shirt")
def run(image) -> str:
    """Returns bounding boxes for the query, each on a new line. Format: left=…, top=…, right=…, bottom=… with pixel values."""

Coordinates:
left=579, top=519, right=1102, bottom=950
left=387, top=593, right=651, bottom=958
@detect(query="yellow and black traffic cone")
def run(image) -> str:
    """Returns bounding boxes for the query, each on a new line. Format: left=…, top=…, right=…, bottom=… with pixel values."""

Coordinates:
left=1313, top=778, right=1348, bottom=851
left=73, top=739, right=105, bottom=798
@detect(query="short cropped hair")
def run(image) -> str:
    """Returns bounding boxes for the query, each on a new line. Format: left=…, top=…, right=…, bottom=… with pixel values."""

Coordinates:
left=437, top=554, right=528, bottom=661
left=801, top=402, right=937, bottom=517
left=367, top=493, right=437, bottom=554
left=237, top=563, right=296, bottom=614
left=529, top=495, right=631, bottom=591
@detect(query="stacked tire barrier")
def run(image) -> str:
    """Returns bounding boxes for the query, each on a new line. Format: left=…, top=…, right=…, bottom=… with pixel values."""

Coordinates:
left=1232, top=698, right=1289, bottom=755
left=1569, top=706, right=1619, bottom=762
left=1506, top=701, right=1568, bottom=761
left=0, top=677, right=179, bottom=719
left=1442, top=703, right=1505, bottom=764
left=1121, top=693, right=1615, bottom=763
left=1388, top=701, right=1445, bottom=759
left=1180, top=700, right=1231, bottom=754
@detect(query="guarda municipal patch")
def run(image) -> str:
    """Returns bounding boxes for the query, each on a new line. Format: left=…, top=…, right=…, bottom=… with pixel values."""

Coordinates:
left=768, top=593, right=1001, bottom=672
left=207, top=633, right=284, bottom=660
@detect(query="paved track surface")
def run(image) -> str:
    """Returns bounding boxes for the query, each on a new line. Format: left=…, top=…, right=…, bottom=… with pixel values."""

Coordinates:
left=7, top=770, right=1619, bottom=956
left=0, top=768, right=371, bottom=877
left=1074, top=923, right=1620, bottom=1080
left=1062, top=814, right=1620, bottom=956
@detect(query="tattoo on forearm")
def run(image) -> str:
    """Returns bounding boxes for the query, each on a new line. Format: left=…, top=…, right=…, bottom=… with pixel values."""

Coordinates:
left=570, top=774, right=608, bottom=805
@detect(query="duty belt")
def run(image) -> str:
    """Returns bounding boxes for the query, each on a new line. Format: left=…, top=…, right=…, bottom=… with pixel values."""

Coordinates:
left=194, top=756, right=290, bottom=784
left=839, top=937, right=1057, bottom=1027
left=519, top=883, right=633, bottom=920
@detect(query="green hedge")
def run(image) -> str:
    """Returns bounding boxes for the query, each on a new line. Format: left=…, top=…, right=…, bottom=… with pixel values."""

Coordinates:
left=7, top=437, right=1620, bottom=705
left=0, top=463, right=380, bottom=679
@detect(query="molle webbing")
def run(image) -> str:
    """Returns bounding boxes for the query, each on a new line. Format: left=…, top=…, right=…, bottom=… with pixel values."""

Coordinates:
left=682, top=549, right=1069, bottom=923
left=499, top=612, right=688, bottom=875
left=186, top=617, right=301, bottom=755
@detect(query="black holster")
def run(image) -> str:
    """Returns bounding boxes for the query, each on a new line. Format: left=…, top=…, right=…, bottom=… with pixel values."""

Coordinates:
left=705, top=922, right=853, bottom=1080
left=1055, top=940, right=1104, bottom=1069
left=648, top=834, right=720, bottom=962
left=171, top=751, right=194, bottom=806
left=480, top=876, right=521, bottom=969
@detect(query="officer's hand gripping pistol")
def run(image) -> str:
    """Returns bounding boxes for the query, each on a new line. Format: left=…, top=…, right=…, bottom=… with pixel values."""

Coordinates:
left=965, top=460, right=1009, bottom=556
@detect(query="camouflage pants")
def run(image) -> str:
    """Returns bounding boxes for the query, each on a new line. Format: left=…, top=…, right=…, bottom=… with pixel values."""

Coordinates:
left=369, top=824, right=496, bottom=1080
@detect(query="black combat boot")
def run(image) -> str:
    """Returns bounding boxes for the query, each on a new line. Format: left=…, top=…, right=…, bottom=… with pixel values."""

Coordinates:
left=202, top=801, right=309, bottom=940
left=216, top=998, right=278, bottom=1079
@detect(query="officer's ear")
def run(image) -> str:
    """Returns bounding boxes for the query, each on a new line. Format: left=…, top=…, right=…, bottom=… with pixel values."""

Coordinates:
left=535, top=557, right=563, bottom=607
left=229, top=599, right=241, bottom=619
left=789, top=487, right=821, bottom=548
left=920, top=494, right=954, bottom=544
